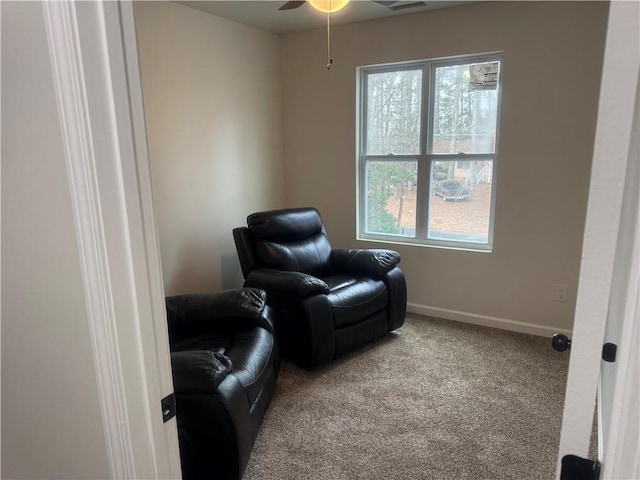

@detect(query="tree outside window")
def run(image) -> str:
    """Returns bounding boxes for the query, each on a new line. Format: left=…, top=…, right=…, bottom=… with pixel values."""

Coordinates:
left=359, top=55, right=502, bottom=250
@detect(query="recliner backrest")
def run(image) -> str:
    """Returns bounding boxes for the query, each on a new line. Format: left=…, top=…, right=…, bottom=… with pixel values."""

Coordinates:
left=246, top=208, right=332, bottom=277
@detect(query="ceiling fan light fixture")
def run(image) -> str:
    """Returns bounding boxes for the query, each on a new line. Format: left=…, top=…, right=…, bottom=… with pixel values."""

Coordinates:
left=308, top=0, right=350, bottom=13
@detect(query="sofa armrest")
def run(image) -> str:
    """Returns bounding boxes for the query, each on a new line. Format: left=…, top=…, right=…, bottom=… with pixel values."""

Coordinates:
left=330, top=249, right=400, bottom=278
left=166, top=288, right=267, bottom=343
left=244, top=268, right=330, bottom=297
left=173, top=372, right=252, bottom=479
left=170, top=350, right=232, bottom=394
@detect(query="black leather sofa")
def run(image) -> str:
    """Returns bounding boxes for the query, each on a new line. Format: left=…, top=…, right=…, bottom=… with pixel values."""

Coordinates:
left=233, top=207, right=407, bottom=368
left=166, top=288, right=279, bottom=480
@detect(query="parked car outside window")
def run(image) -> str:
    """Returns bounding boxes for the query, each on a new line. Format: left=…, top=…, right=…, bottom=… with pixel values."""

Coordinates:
left=433, top=179, right=470, bottom=201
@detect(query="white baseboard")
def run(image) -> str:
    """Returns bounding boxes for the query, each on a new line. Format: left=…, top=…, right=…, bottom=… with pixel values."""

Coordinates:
left=407, top=303, right=572, bottom=338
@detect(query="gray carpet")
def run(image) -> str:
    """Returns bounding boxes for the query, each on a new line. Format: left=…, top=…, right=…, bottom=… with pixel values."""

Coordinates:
left=243, top=314, right=569, bottom=480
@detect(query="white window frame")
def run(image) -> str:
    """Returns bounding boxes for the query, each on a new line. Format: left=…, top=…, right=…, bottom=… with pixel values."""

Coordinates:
left=356, top=52, right=503, bottom=252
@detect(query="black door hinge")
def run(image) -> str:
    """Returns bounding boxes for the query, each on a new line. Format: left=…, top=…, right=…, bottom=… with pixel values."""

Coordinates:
left=602, top=343, right=617, bottom=362
left=561, top=454, right=601, bottom=480
left=161, top=393, right=176, bottom=423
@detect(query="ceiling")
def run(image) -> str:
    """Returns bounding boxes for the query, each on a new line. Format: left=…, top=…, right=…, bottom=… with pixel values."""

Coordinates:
left=176, top=0, right=472, bottom=35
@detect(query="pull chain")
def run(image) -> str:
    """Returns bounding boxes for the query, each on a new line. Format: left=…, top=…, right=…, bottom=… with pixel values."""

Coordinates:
left=326, top=2, right=333, bottom=69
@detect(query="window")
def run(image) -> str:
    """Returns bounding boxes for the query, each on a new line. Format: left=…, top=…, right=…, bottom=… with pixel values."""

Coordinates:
left=357, top=54, right=502, bottom=251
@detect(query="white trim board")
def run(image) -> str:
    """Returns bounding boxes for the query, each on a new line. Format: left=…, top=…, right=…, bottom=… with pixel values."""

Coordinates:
left=407, top=303, right=572, bottom=337
left=42, top=2, right=136, bottom=476
left=42, top=1, right=181, bottom=478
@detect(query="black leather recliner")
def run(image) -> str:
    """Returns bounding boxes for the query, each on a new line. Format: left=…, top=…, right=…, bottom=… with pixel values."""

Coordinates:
left=166, top=288, right=279, bottom=480
left=233, top=207, right=407, bottom=368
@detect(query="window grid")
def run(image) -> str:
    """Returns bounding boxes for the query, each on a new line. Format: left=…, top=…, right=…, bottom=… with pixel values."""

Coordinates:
left=357, top=53, right=503, bottom=251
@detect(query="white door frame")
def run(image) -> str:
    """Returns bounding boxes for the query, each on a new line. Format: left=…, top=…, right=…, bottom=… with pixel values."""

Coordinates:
left=42, top=1, right=181, bottom=478
left=600, top=63, right=640, bottom=480
left=555, top=1, right=639, bottom=478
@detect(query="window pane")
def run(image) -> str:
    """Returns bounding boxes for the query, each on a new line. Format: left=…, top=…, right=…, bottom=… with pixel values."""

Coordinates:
left=432, top=61, right=500, bottom=154
left=366, top=70, right=422, bottom=155
left=365, top=160, right=417, bottom=236
left=428, top=159, right=493, bottom=243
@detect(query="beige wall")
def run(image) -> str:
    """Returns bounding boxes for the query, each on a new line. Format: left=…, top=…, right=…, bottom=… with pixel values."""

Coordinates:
left=135, top=1, right=608, bottom=332
left=280, top=1, right=608, bottom=331
left=134, top=2, right=285, bottom=295
left=1, top=2, right=111, bottom=478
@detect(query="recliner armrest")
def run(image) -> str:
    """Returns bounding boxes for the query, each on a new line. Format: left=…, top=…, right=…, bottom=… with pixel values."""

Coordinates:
left=330, top=249, right=401, bottom=278
left=171, top=350, right=232, bottom=394
left=244, top=268, right=330, bottom=297
left=166, top=288, right=268, bottom=343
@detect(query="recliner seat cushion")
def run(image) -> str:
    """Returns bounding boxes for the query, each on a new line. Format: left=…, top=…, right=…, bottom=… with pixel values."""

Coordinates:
left=224, top=329, right=275, bottom=408
left=171, top=327, right=274, bottom=408
left=324, top=275, right=388, bottom=328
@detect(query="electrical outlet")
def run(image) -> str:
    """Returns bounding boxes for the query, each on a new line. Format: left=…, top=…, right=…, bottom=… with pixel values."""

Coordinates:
left=555, top=284, right=568, bottom=302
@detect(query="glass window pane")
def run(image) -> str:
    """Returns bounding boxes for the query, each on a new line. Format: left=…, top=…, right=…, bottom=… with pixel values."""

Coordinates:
left=365, top=160, right=417, bottom=236
left=366, top=70, right=422, bottom=155
left=431, top=61, right=500, bottom=154
left=428, top=159, right=493, bottom=243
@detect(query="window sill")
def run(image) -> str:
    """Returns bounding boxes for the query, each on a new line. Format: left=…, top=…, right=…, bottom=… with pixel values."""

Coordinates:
left=356, top=235, right=493, bottom=253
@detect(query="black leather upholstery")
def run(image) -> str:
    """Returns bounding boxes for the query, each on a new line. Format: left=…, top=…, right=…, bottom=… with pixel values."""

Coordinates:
left=233, top=207, right=407, bottom=368
left=166, top=288, right=279, bottom=480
